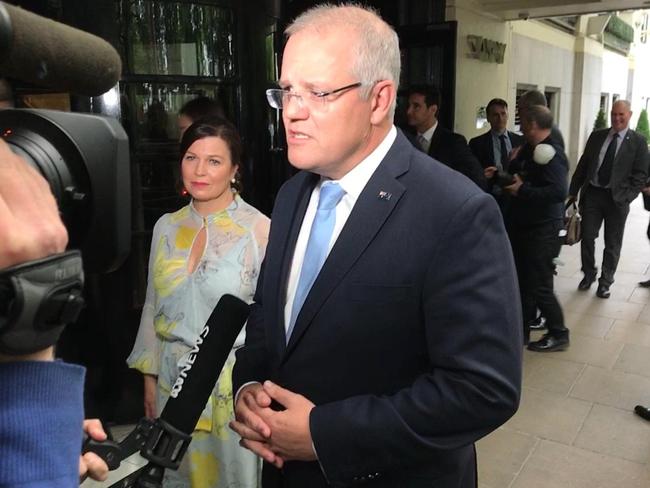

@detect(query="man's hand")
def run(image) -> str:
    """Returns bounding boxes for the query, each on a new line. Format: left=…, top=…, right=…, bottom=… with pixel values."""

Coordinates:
left=143, top=374, right=158, bottom=418
left=0, top=139, right=68, bottom=269
left=503, top=174, right=523, bottom=195
left=257, top=381, right=316, bottom=462
left=484, top=166, right=497, bottom=179
left=642, top=186, right=650, bottom=196
left=230, top=383, right=281, bottom=467
left=0, top=140, right=67, bottom=363
left=79, top=419, right=109, bottom=482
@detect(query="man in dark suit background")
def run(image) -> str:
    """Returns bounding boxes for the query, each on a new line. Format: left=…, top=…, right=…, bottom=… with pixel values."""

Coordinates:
left=406, top=85, right=487, bottom=190
left=569, top=100, right=649, bottom=298
left=469, top=98, right=524, bottom=209
left=230, top=4, right=522, bottom=487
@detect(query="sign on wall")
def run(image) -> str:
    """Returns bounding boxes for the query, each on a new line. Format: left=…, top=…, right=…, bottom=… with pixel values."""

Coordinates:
left=467, top=35, right=506, bottom=64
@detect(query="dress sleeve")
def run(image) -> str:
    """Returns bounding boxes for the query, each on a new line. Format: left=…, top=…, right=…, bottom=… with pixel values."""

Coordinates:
left=233, top=212, right=270, bottom=349
left=126, top=217, right=165, bottom=376
left=252, top=214, right=270, bottom=268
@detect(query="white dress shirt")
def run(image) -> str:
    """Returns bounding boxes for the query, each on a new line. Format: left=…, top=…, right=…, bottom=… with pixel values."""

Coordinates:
left=283, top=126, right=398, bottom=334
left=417, top=121, right=437, bottom=154
left=591, top=127, right=628, bottom=187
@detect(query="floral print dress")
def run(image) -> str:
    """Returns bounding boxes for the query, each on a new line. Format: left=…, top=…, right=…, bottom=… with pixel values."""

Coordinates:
left=127, top=196, right=269, bottom=488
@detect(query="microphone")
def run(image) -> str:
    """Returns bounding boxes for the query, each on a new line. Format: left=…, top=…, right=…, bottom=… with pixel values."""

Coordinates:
left=137, top=294, right=250, bottom=478
left=0, top=1, right=122, bottom=96
left=160, top=294, right=250, bottom=433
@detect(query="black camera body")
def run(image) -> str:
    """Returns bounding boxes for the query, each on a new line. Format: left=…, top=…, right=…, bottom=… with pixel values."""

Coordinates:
left=0, top=109, right=130, bottom=273
left=494, top=170, right=515, bottom=187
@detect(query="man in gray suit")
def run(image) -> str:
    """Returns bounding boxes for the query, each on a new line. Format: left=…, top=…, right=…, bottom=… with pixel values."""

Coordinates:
left=569, top=100, right=649, bottom=298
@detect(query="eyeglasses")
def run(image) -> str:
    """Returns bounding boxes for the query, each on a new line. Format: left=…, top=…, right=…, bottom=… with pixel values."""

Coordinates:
left=266, top=82, right=363, bottom=110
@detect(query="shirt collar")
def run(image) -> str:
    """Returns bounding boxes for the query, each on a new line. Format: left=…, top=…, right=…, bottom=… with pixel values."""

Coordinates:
left=189, top=195, right=239, bottom=223
left=610, top=127, right=629, bottom=140
left=419, top=121, right=437, bottom=142
left=322, top=125, right=397, bottom=201
left=491, top=128, right=508, bottom=138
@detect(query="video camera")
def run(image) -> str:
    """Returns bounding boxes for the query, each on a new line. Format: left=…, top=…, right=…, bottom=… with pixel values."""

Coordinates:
left=0, top=1, right=130, bottom=354
left=494, top=169, right=515, bottom=188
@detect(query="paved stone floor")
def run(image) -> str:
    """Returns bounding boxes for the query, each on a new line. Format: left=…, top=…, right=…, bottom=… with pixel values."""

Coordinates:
left=477, top=195, right=650, bottom=488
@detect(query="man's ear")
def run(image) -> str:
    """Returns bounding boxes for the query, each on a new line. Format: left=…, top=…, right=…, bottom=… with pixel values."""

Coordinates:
left=429, top=103, right=439, bottom=119
left=369, top=80, right=396, bottom=125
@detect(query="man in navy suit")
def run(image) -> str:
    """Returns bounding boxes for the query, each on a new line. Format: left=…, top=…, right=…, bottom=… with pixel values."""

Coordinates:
left=569, top=100, right=649, bottom=298
left=230, top=5, right=522, bottom=487
left=406, top=85, right=487, bottom=190
left=469, top=98, right=524, bottom=208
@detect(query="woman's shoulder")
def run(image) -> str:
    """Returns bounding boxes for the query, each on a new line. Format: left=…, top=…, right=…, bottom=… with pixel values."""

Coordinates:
left=153, top=205, right=191, bottom=230
left=233, top=197, right=270, bottom=225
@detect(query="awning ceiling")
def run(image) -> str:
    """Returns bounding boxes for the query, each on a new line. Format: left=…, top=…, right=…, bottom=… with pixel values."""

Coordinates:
left=478, top=0, right=650, bottom=20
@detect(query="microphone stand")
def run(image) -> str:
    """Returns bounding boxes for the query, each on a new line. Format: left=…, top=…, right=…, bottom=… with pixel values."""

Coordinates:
left=85, top=417, right=192, bottom=488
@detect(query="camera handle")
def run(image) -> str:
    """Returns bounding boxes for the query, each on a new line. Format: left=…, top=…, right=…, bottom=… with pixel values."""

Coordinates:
left=0, top=250, right=84, bottom=355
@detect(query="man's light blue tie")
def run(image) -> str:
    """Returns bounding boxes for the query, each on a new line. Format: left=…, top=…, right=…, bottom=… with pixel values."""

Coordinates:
left=287, top=182, right=346, bottom=342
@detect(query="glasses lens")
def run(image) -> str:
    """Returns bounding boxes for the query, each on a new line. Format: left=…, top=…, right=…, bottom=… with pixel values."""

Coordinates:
left=266, top=89, right=282, bottom=109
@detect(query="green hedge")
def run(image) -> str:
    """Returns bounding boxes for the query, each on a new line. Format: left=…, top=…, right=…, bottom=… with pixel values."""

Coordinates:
left=594, top=109, right=607, bottom=130
left=636, top=109, right=650, bottom=141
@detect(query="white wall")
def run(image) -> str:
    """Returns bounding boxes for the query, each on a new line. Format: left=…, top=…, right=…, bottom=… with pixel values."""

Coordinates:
left=629, top=10, right=650, bottom=128
left=601, top=49, right=630, bottom=105
left=446, top=0, right=512, bottom=140
left=509, top=22, right=576, bottom=145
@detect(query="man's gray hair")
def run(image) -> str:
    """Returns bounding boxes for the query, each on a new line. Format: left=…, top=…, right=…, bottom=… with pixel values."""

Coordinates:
left=612, top=99, right=632, bottom=112
left=285, top=3, right=400, bottom=117
left=521, top=104, right=553, bottom=130
left=518, top=90, right=547, bottom=111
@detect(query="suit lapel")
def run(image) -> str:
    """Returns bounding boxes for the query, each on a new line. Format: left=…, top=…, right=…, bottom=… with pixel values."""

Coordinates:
left=614, top=131, right=633, bottom=165
left=611, top=130, right=635, bottom=184
left=428, top=126, right=442, bottom=159
left=486, top=132, right=495, bottom=166
left=272, top=172, right=318, bottom=352
left=588, top=130, right=610, bottom=179
left=283, top=135, right=410, bottom=357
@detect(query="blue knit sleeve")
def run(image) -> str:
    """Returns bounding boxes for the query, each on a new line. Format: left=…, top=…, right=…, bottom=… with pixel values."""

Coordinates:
left=0, top=360, right=85, bottom=488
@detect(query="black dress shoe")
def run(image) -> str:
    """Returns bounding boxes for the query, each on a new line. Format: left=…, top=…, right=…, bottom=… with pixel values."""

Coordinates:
left=527, top=333, right=569, bottom=352
left=596, top=284, right=611, bottom=299
left=528, top=316, right=547, bottom=330
left=639, top=279, right=650, bottom=288
left=578, top=276, right=596, bottom=290
left=634, top=405, right=650, bottom=421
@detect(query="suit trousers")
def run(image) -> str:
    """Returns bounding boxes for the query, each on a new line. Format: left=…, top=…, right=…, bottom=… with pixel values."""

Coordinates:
left=580, top=185, right=630, bottom=286
left=511, top=220, right=566, bottom=343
